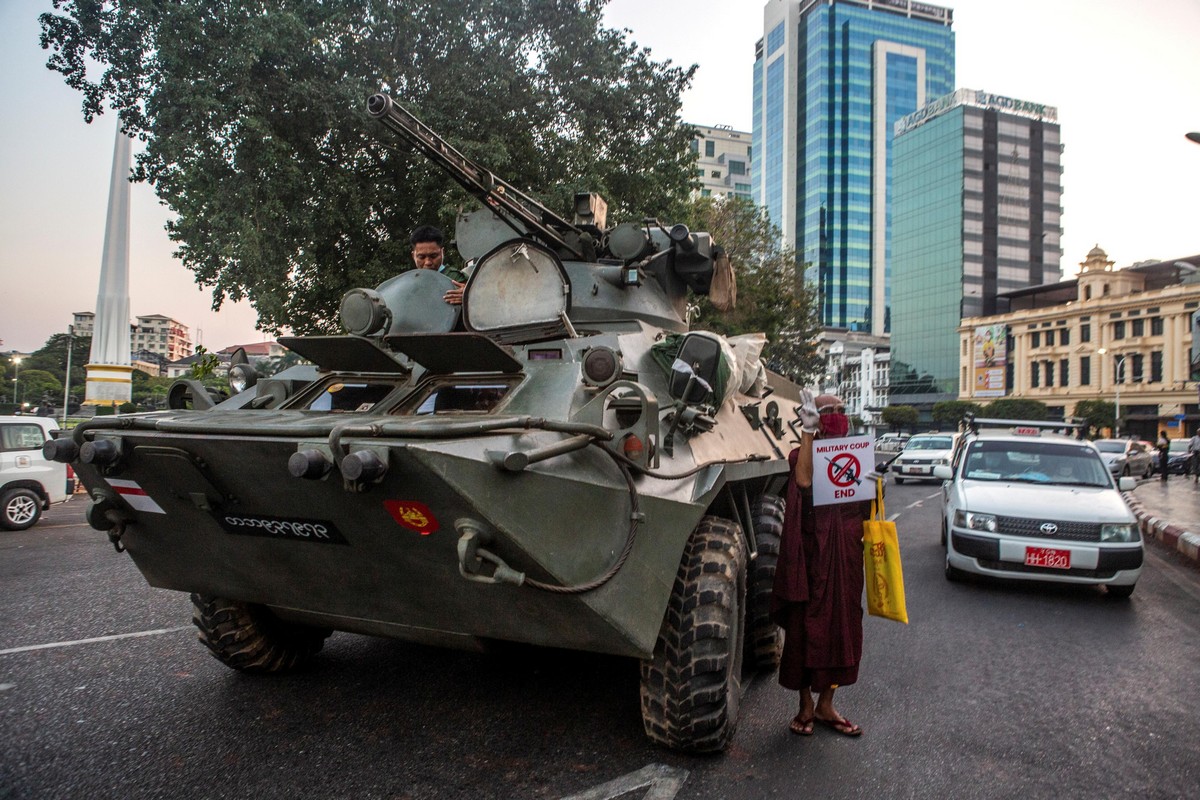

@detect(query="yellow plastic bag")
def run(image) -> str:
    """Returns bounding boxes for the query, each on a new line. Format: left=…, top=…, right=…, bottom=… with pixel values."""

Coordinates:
left=863, top=478, right=909, bottom=624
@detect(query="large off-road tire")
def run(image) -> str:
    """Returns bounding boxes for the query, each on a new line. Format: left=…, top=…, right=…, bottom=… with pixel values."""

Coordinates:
left=640, top=516, right=747, bottom=753
left=191, top=594, right=332, bottom=674
left=1, top=488, right=42, bottom=531
left=744, top=495, right=783, bottom=670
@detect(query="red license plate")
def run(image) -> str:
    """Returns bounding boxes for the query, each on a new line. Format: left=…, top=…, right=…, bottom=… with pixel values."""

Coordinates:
left=1025, top=547, right=1071, bottom=569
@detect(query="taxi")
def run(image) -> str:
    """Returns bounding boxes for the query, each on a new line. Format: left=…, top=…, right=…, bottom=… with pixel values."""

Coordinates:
left=932, top=418, right=1142, bottom=598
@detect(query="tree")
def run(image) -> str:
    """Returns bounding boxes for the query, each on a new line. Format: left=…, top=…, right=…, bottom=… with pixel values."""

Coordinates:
left=14, top=369, right=63, bottom=409
left=881, top=405, right=919, bottom=433
left=41, top=0, right=698, bottom=335
left=684, top=197, right=823, bottom=383
left=1073, top=399, right=1116, bottom=438
left=932, top=400, right=983, bottom=430
left=984, top=398, right=1048, bottom=421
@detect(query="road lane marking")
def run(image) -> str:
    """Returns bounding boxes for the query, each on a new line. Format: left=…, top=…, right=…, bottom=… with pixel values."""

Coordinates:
left=559, top=763, right=688, bottom=800
left=0, top=626, right=191, bottom=656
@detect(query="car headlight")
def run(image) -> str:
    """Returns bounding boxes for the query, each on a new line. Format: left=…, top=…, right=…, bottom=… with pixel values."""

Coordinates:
left=954, top=510, right=997, bottom=532
left=1100, top=523, right=1137, bottom=543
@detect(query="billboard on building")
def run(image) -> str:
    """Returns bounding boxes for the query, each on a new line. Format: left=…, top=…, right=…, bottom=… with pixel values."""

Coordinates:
left=972, top=324, right=1007, bottom=398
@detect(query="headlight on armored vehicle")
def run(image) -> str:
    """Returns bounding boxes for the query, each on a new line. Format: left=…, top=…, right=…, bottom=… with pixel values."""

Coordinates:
left=1100, top=523, right=1137, bottom=542
left=954, top=510, right=997, bottom=532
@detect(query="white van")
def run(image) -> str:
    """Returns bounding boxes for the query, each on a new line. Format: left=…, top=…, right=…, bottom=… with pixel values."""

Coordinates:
left=0, top=416, right=71, bottom=530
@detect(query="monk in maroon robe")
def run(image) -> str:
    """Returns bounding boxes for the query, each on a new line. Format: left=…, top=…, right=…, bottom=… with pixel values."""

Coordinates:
left=771, top=391, right=871, bottom=737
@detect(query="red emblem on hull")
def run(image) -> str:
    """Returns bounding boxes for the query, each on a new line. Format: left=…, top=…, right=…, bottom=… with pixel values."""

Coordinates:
left=384, top=500, right=439, bottom=535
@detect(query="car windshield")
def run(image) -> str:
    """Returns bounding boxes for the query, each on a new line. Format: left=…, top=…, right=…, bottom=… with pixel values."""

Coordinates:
left=1094, top=440, right=1126, bottom=453
left=906, top=436, right=952, bottom=450
left=961, top=440, right=1112, bottom=486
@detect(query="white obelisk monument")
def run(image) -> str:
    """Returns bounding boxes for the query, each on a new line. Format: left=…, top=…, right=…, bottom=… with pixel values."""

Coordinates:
left=84, top=124, right=134, bottom=406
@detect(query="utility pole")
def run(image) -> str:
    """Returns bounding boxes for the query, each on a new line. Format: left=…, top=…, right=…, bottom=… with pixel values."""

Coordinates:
left=62, top=325, right=74, bottom=426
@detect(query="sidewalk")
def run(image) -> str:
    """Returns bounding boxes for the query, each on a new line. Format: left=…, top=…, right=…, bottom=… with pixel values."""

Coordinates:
left=1125, top=478, right=1200, bottom=565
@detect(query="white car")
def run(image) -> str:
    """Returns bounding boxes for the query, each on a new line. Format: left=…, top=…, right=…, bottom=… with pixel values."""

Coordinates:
left=0, top=416, right=71, bottom=530
left=892, top=432, right=958, bottom=484
left=934, top=421, right=1142, bottom=598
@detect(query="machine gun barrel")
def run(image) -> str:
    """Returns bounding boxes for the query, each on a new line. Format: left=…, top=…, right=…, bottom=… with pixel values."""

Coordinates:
left=367, top=92, right=583, bottom=259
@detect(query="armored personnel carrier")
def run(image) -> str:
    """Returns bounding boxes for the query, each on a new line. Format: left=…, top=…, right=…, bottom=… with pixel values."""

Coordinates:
left=47, top=93, right=809, bottom=752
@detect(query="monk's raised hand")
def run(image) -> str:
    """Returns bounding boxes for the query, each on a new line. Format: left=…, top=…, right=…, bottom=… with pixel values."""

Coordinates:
left=798, top=389, right=819, bottom=434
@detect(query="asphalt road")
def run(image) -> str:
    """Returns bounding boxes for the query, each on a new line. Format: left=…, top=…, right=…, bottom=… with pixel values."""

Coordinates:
left=3, top=487, right=1199, bottom=800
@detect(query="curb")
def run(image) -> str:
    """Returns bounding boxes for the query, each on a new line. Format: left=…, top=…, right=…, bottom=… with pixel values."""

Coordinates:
left=1123, top=492, right=1200, bottom=565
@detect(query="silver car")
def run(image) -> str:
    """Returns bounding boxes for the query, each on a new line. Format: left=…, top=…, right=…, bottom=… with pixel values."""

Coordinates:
left=1093, top=438, right=1153, bottom=479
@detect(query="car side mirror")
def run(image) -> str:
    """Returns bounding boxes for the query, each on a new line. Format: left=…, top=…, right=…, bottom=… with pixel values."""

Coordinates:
left=932, top=465, right=953, bottom=480
left=1118, top=476, right=1137, bottom=491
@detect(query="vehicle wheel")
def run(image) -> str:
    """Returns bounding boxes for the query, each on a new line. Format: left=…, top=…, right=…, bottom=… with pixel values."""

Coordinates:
left=894, top=476, right=905, bottom=485
left=1106, top=584, right=1135, bottom=599
left=640, top=515, right=746, bottom=753
left=1, top=488, right=42, bottom=531
left=944, top=556, right=965, bottom=582
left=744, top=495, right=783, bottom=671
left=191, top=594, right=332, bottom=673
left=940, top=517, right=947, bottom=548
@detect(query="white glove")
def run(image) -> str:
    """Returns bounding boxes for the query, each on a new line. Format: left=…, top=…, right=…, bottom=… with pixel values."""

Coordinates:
left=798, top=389, right=819, bottom=434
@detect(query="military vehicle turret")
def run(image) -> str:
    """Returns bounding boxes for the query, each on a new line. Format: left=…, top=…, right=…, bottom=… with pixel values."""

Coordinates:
left=47, top=93, right=810, bottom=752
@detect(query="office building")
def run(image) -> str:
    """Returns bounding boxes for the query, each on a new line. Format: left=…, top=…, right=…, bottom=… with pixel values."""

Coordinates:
left=752, top=0, right=955, bottom=333
left=73, top=311, right=194, bottom=363
left=955, top=248, right=1200, bottom=439
left=890, top=88, right=1063, bottom=405
left=690, top=125, right=753, bottom=201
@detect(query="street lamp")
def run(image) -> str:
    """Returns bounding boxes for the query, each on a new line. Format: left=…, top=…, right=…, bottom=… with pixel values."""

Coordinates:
left=1098, top=348, right=1128, bottom=437
left=11, top=355, right=20, bottom=411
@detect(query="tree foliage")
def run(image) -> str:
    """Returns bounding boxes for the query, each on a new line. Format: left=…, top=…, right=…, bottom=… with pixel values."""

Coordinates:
left=881, top=404, right=919, bottom=433
left=684, top=197, right=822, bottom=383
left=984, top=398, right=1048, bottom=421
left=1073, top=399, right=1115, bottom=438
left=41, top=0, right=698, bottom=334
left=932, top=400, right=983, bottom=430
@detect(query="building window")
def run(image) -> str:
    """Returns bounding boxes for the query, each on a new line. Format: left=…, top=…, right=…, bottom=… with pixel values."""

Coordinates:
left=1060, top=359, right=1069, bottom=387
left=1151, top=317, right=1163, bottom=335
left=1081, top=324, right=1091, bottom=342
left=1031, top=361, right=1040, bottom=388
left=728, top=160, right=746, bottom=176
left=711, top=170, right=722, bottom=179
left=1080, top=356, right=1091, bottom=386
left=1059, top=329, right=1070, bottom=346
left=1031, top=331, right=1041, bottom=348
left=1113, top=321, right=1125, bottom=340
left=1045, top=360, right=1055, bottom=387
left=690, top=139, right=699, bottom=153
left=701, top=189, right=711, bottom=197
left=1085, top=286, right=1092, bottom=300
left=1151, top=351, right=1163, bottom=383
left=1132, top=318, right=1144, bottom=337
left=1132, top=354, right=1144, bottom=383
left=705, top=141, right=715, bottom=157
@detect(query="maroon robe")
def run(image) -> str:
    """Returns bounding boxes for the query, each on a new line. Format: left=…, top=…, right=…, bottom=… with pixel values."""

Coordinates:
left=771, top=447, right=871, bottom=691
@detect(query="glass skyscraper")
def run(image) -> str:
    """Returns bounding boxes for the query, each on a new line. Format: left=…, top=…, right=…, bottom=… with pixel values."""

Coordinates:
left=752, top=0, right=955, bottom=333
left=890, top=88, right=1063, bottom=402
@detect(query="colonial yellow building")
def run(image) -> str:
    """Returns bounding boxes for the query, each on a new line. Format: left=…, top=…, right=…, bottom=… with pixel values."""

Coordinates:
left=958, top=246, right=1200, bottom=439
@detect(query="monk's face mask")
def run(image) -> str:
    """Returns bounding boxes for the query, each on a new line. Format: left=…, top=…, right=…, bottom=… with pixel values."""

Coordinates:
left=817, top=398, right=849, bottom=438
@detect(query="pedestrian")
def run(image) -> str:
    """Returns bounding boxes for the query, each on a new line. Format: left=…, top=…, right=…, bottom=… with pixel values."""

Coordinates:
left=410, top=225, right=467, bottom=305
left=1188, top=428, right=1200, bottom=483
left=771, top=390, right=871, bottom=738
left=1157, top=432, right=1170, bottom=482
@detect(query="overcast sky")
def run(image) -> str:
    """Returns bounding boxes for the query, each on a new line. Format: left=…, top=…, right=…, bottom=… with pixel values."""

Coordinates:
left=2, top=0, right=1198, bottom=353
